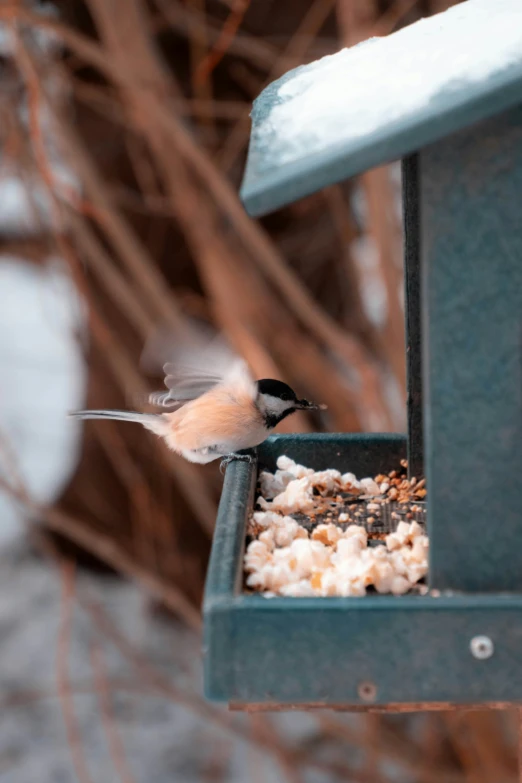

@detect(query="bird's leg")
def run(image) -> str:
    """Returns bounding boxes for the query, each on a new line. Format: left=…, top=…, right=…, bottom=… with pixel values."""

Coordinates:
left=220, top=452, right=255, bottom=473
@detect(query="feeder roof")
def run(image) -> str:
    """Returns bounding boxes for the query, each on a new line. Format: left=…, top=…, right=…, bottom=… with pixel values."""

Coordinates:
left=240, top=0, right=522, bottom=217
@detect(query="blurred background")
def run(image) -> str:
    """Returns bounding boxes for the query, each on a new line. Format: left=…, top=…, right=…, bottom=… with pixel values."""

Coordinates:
left=1, top=0, right=520, bottom=781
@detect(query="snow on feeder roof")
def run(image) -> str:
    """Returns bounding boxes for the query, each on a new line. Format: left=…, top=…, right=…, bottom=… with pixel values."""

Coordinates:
left=241, top=0, right=522, bottom=216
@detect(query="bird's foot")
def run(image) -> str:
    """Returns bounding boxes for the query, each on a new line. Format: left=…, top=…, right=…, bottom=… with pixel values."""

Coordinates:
left=220, top=452, right=255, bottom=474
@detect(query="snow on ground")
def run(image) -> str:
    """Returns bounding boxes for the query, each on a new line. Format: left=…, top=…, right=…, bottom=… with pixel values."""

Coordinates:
left=0, top=543, right=323, bottom=783
left=0, top=257, right=86, bottom=545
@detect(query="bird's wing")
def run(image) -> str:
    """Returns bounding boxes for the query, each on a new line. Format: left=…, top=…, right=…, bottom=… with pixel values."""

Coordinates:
left=143, top=327, right=256, bottom=408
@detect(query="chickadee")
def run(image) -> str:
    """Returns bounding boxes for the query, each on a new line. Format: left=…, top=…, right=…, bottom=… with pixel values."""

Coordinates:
left=70, top=346, right=324, bottom=467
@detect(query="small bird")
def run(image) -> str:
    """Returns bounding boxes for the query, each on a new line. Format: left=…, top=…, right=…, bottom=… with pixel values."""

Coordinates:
left=70, top=339, right=323, bottom=467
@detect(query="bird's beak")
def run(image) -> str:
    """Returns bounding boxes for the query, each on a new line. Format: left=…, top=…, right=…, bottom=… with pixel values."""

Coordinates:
left=296, top=399, right=327, bottom=411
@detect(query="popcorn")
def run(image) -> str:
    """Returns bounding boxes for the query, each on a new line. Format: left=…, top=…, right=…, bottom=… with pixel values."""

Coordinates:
left=258, top=529, right=275, bottom=551
left=258, top=470, right=293, bottom=499
left=279, top=579, right=316, bottom=597
left=310, top=469, right=342, bottom=494
left=359, top=478, right=381, bottom=496
left=246, top=456, right=429, bottom=598
left=276, top=455, right=315, bottom=478
left=289, top=538, right=330, bottom=577
left=343, top=524, right=368, bottom=545
left=390, top=576, right=412, bottom=596
left=340, top=472, right=361, bottom=492
left=244, top=540, right=271, bottom=572
left=335, top=536, right=365, bottom=560
left=386, top=520, right=424, bottom=551
left=312, top=523, right=343, bottom=545
left=274, top=518, right=308, bottom=547
left=372, top=559, right=397, bottom=594
left=258, top=476, right=315, bottom=514
left=246, top=562, right=296, bottom=591
left=251, top=510, right=282, bottom=529
left=338, top=579, right=367, bottom=598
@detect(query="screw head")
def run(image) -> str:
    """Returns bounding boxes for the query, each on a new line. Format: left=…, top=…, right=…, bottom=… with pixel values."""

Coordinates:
left=470, top=635, right=494, bottom=660
left=358, top=681, right=377, bottom=702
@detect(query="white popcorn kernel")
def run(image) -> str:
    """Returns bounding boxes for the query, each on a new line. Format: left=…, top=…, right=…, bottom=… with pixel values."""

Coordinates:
left=272, top=546, right=292, bottom=562
left=318, top=568, right=339, bottom=596
left=288, top=538, right=329, bottom=577
left=274, top=519, right=303, bottom=547
left=390, top=575, right=412, bottom=595
left=386, top=520, right=426, bottom=551
left=407, top=562, right=428, bottom=583
left=246, top=571, right=266, bottom=590
left=276, top=455, right=315, bottom=478
left=335, top=536, right=365, bottom=559
left=310, top=540, right=332, bottom=569
left=372, top=560, right=396, bottom=594
left=390, top=549, right=427, bottom=585
left=389, top=550, right=408, bottom=577
left=340, top=472, right=361, bottom=492
left=385, top=532, right=402, bottom=551
left=366, top=502, right=380, bottom=512
left=386, top=520, right=411, bottom=550
left=244, top=540, right=271, bottom=572
left=337, top=576, right=367, bottom=597
left=252, top=510, right=282, bottom=528
left=279, top=579, right=316, bottom=597
left=359, top=477, right=381, bottom=496
left=338, top=513, right=349, bottom=523
left=266, top=477, right=315, bottom=514
left=258, top=529, right=275, bottom=551
left=408, top=520, right=423, bottom=540
left=310, top=469, right=342, bottom=494
left=255, top=563, right=297, bottom=591
left=259, top=470, right=293, bottom=499
left=343, top=525, right=368, bottom=545
left=411, top=535, right=429, bottom=562
left=379, top=482, right=390, bottom=493
left=312, top=523, right=342, bottom=545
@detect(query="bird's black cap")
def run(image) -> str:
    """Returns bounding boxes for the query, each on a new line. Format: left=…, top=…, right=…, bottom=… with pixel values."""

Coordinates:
left=256, top=378, right=298, bottom=401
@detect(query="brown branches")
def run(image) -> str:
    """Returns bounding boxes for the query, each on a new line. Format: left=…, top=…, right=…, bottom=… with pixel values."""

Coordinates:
left=194, top=0, right=252, bottom=85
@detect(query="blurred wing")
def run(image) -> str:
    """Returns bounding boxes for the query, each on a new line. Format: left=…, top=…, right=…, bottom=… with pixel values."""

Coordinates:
left=145, top=330, right=256, bottom=408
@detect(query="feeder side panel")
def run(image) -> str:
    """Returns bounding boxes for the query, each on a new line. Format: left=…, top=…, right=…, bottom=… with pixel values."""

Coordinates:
left=203, top=458, right=255, bottom=699
left=422, top=104, right=522, bottom=591
left=224, top=595, right=522, bottom=706
left=402, top=154, right=424, bottom=479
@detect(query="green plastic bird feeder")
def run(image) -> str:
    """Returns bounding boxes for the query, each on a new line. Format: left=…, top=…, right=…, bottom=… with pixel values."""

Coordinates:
left=203, top=0, right=522, bottom=710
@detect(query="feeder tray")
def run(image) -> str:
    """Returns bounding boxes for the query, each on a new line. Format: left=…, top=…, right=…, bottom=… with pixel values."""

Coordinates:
left=204, top=0, right=522, bottom=711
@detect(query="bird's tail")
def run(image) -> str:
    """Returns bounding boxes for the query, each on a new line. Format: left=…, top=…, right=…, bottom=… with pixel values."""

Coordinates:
left=69, top=409, right=165, bottom=434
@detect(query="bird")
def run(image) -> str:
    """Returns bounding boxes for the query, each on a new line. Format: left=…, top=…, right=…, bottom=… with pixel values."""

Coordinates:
left=69, top=336, right=324, bottom=468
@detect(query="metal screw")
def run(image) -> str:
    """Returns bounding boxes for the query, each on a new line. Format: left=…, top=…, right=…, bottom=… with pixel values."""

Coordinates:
left=470, top=635, right=494, bottom=660
left=358, top=681, right=377, bottom=703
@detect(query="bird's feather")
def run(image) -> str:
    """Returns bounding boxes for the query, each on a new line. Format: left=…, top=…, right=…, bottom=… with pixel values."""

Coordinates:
left=69, top=409, right=166, bottom=435
left=145, top=328, right=256, bottom=408
left=164, top=383, right=264, bottom=453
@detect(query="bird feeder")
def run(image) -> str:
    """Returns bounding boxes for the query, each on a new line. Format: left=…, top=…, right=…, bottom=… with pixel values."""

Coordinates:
left=203, top=0, right=522, bottom=710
